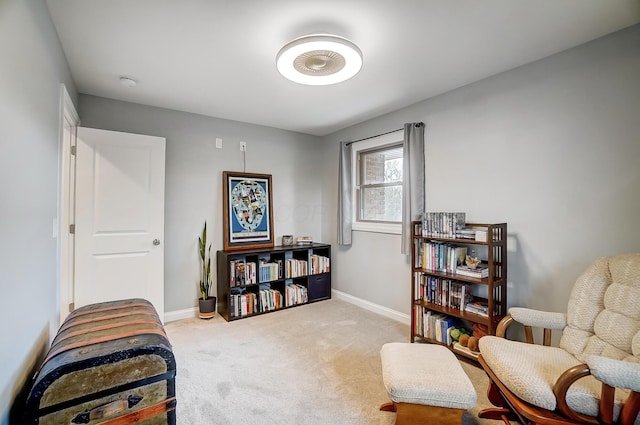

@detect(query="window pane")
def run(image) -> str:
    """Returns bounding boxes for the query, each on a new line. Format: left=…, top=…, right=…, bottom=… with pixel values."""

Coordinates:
left=360, top=185, right=402, bottom=222
left=361, top=146, right=403, bottom=185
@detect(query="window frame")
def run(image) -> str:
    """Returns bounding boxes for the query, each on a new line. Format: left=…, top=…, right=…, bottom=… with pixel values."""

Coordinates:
left=351, top=130, right=404, bottom=234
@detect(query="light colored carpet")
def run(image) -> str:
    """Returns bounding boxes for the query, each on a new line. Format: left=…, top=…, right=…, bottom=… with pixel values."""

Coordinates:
left=164, top=298, right=505, bottom=425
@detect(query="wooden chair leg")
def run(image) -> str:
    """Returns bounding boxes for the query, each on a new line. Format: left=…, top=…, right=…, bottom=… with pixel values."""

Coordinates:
left=619, top=391, right=640, bottom=425
left=479, top=380, right=519, bottom=422
left=487, top=380, right=508, bottom=407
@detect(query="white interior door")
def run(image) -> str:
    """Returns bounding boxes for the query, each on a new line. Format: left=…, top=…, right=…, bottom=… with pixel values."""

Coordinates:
left=74, top=127, right=166, bottom=320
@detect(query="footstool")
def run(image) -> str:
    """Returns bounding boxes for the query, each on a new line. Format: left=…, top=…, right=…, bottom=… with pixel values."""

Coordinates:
left=380, top=343, right=477, bottom=425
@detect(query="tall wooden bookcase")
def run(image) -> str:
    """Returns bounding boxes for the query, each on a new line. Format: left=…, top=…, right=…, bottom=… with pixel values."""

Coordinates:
left=411, top=220, right=507, bottom=361
left=216, top=243, right=331, bottom=321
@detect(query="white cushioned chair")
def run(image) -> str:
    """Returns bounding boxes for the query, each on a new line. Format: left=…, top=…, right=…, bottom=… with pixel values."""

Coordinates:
left=478, top=253, right=640, bottom=425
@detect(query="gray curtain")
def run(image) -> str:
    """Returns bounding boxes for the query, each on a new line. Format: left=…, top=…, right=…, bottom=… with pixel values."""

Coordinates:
left=401, top=122, right=425, bottom=255
left=338, top=141, right=353, bottom=245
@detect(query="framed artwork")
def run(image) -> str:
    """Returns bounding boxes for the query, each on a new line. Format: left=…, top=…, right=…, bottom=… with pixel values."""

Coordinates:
left=222, top=171, right=274, bottom=251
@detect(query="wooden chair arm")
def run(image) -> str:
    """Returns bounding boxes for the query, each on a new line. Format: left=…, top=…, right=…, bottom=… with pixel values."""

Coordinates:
left=553, top=364, right=599, bottom=424
left=495, top=314, right=514, bottom=338
left=553, top=364, right=640, bottom=425
left=496, top=314, right=554, bottom=345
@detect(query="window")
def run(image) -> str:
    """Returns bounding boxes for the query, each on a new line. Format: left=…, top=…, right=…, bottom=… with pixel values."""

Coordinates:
left=352, top=130, right=404, bottom=234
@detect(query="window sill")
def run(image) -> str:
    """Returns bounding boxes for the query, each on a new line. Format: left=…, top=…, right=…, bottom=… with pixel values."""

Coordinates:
left=352, top=222, right=401, bottom=235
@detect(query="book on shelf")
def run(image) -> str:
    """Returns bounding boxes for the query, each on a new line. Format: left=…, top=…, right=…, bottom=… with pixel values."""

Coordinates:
left=419, top=242, right=467, bottom=273
left=309, top=254, right=330, bottom=274
left=258, top=285, right=283, bottom=312
left=296, top=236, right=313, bottom=245
left=464, top=300, right=489, bottom=317
left=455, top=226, right=488, bottom=242
left=230, top=287, right=252, bottom=317
left=286, top=258, right=308, bottom=278
left=455, top=228, right=476, bottom=239
left=456, top=262, right=489, bottom=278
left=437, top=317, right=456, bottom=344
left=285, top=283, right=308, bottom=306
left=259, top=258, right=280, bottom=282
left=421, top=212, right=466, bottom=238
left=416, top=275, right=472, bottom=311
left=230, top=260, right=247, bottom=287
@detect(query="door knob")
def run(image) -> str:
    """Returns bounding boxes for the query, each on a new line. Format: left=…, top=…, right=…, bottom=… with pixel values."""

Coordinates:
left=153, top=239, right=161, bottom=246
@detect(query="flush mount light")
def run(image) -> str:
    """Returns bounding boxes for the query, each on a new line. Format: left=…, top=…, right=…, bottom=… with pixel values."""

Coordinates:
left=119, top=76, right=137, bottom=87
left=276, top=34, right=363, bottom=85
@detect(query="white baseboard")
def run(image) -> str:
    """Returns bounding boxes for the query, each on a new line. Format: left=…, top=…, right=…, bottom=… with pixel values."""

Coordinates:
left=164, top=307, right=197, bottom=323
left=164, top=293, right=410, bottom=325
left=331, top=289, right=410, bottom=325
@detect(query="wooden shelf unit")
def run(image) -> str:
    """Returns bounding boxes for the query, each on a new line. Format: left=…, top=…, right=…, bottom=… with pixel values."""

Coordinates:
left=411, top=220, right=507, bottom=361
left=216, top=243, right=331, bottom=321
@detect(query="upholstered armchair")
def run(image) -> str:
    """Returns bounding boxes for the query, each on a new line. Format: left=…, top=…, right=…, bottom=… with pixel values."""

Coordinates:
left=478, top=253, right=640, bottom=425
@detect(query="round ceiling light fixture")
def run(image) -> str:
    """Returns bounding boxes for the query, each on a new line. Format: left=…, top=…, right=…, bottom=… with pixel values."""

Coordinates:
left=276, top=34, right=363, bottom=85
left=119, top=76, right=138, bottom=87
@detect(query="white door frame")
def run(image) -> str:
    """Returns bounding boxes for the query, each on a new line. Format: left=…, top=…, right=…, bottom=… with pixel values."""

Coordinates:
left=56, top=84, right=79, bottom=326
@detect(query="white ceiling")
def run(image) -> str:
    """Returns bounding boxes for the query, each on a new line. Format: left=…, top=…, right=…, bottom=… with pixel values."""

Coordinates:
left=46, top=0, right=640, bottom=136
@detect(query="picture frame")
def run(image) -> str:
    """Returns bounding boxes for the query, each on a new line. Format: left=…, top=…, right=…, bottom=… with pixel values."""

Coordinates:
left=222, top=171, right=274, bottom=251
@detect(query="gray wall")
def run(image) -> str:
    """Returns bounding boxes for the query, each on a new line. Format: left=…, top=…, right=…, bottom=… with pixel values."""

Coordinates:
left=78, top=96, right=325, bottom=312
left=0, top=0, right=78, bottom=422
left=321, top=24, right=640, bottom=318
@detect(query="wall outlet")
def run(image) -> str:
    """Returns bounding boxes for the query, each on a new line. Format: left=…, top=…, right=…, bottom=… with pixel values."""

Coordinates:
left=239, top=141, right=246, bottom=151
left=215, top=138, right=223, bottom=149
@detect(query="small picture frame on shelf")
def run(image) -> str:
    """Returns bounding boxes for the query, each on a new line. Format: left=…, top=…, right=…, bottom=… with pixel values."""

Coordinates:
left=282, top=235, right=293, bottom=246
left=222, top=171, right=274, bottom=251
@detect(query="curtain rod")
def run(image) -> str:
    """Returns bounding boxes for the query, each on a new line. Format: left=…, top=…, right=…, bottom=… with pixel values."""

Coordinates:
left=345, top=128, right=403, bottom=145
left=345, top=122, right=423, bottom=145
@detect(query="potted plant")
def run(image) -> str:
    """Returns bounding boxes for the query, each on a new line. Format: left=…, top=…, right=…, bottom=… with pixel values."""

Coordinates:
left=198, top=222, right=216, bottom=319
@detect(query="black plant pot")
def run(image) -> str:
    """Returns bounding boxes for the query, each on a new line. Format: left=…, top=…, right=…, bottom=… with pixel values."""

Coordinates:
left=198, top=296, right=216, bottom=319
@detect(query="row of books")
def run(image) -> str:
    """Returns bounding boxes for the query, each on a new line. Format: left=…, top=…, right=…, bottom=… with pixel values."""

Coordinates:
left=416, top=241, right=468, bottom=273
left=285, top=284, right=308, bottom=306
left=229, top=286, right=288, bottom=318
left=230, top=255, right=330, bottom=287
left=229, top=260, right=256, bottom=287
left=286, top=258, right=308, bottom=278
left=229, top=289, right=256, bottom=317
left=420, top=212, right=466, bottom=238
left=259, top=258, right=283, bottom=282
left=415, top=274, right=473, bottom=310
left=309, top=254, right=330, bottom=274
left=258, top=287, right=284, bottom=312
left=413, top=307, right=457, bottom=344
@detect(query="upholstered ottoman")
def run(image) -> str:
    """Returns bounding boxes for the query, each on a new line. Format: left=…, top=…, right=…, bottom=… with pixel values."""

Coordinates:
left=380, top=343, right=477, bottom=425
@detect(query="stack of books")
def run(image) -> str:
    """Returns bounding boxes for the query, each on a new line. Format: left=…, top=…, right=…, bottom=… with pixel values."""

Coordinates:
left=455, top=226, right=488, bottom=242
left=296, top=236, right=313, bottom=245
left=456, top=263, right=489, bottom=278
left=464, top=300, right=489, bottom=317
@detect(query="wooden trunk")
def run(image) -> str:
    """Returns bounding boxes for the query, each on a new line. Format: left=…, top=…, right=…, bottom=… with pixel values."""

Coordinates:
left=25, top=298, right=176, bottom=425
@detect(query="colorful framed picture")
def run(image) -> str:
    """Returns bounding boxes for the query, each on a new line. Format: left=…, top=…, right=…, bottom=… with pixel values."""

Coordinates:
left=222, top=171, right=274, bottom=251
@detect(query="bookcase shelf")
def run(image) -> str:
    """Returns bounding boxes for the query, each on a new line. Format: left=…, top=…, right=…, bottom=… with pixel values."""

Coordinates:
left=411, top=219, right=507, bottom=361
left=216, top=243, right=331, bottom=321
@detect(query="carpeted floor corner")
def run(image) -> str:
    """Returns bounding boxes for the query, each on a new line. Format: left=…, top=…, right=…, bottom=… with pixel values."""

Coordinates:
left=164, top=298, right=504, bottom=425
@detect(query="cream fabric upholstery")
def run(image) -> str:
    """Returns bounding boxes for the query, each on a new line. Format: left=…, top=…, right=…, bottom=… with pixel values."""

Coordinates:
left=481, top=253, right=640, bottom=424
left=560, top=254, right=640, bottom=363
left=509, top=307, right=566, bottom=330
left=588, top=355, right=640, bottom=391
left=479, top=336, right=629, bottom=420
left=380, top=343, right=477, bottom=410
